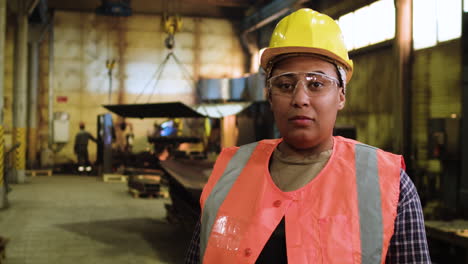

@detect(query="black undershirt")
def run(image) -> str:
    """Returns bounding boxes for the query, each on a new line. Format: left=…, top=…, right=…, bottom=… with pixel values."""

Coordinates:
left=255, top=217, right=287, bottom=263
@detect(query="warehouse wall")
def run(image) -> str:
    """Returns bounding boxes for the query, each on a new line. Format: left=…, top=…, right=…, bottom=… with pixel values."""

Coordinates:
left=336, top=40, right=461, bottom=158
left=336, top=46, right=396, bottom=151
left=335, top=38, right=461, bottom=183
left=411, top=39, right=461, bottom=173
left=38, top=11, right=245, bottom=164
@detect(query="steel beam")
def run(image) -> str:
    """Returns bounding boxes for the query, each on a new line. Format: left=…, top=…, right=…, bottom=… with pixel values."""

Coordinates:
left=27, top=0, right=39, bottom=15
left=0, top=0, right=7, bottom=208
left=12, top=0, right=28, bottom=183
left=461, top=6, right=468, bottom=217
left=182, top=0, right=251, bottom=7
left=241, top=0, right=307, bottom=32
left=240, top=0, right=307, bottom=71
left=393, top=0, right=412, bottom=160
left=318, top=0, right=376, bottom=18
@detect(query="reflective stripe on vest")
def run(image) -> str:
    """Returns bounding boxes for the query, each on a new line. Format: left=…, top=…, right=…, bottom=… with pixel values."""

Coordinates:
left=200, top=142, right=259, bottom=260
left=355, top=144, right=383, bottom=264
left=201, top=140, right=387, bottom=263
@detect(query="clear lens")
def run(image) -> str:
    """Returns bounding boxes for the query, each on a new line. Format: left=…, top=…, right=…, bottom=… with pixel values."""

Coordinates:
left=268, top=72, right=339, bottom=97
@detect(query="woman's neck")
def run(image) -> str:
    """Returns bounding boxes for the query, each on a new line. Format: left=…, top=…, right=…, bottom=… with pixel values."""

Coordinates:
left=278, top=136, right=334, bottom=158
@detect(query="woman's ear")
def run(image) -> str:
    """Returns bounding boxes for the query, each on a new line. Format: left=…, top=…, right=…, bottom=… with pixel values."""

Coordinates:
left=338, top=89, right=346, bottom=110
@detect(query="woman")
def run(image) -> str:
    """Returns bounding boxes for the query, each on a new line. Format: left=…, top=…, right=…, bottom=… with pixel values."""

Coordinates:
left=186, top=8, right=430, bottom=264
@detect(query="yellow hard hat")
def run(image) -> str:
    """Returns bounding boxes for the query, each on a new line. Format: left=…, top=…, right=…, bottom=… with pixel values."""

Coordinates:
left=260, top=8, right=353, bottom=82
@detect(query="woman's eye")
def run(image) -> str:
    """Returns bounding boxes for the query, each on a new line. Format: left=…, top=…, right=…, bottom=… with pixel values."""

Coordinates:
left=309, top=82, right=324, bottom=90
left=278, top=83, right=294, bottom=90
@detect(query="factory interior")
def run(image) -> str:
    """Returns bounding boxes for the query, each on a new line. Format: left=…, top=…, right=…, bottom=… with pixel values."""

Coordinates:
left=0, top=0, right=468, bottom=263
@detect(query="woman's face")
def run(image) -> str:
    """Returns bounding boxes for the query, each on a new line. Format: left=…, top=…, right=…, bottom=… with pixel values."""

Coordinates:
left=268, top=56, right=346, bottom=150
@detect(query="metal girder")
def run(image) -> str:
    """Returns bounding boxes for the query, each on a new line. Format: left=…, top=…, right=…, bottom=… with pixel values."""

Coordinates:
left=181, top=0, right=252, bottom=8
left=319, top=0, right=376, bottom=19
left=27, top=0, right=39, bottom=15
left=394, top=0, right=412, bottom=164
left=241, top=0, right=307, bottom=32
left=47, top=0, right=247, bottom=18
left=239, top=0, right=306, bottom=71
left=460, top=9, right=468, bottom=217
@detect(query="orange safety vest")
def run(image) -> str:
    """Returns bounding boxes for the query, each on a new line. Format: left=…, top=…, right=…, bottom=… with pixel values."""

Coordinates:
left=200, top=136, right=403, bottom=264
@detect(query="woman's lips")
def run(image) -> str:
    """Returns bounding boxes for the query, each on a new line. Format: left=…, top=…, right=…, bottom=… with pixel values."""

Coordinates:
left=289, top=116, right=313, bottom=126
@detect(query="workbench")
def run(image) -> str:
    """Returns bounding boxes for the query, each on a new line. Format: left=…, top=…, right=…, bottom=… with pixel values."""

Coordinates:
left=159, top=159, right=213, bottom=229
left=425, top=220, right=468, bottom=263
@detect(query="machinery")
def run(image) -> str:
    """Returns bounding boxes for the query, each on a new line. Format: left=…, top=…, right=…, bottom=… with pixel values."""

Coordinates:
left=96, top=113, right=114, bottom=174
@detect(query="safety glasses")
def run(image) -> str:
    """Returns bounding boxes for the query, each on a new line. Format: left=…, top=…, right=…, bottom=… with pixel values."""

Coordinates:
left=267, top=72, right=341, bottom=97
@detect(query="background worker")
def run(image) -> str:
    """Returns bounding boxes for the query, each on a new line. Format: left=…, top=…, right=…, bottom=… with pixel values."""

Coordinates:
left=185, top=8, right=430, bottom=263
left=74, top=122, right=97, bottom=172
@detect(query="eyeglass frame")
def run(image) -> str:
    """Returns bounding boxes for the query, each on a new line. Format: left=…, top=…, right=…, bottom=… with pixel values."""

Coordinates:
left=266, top=71, right=343, bottom=98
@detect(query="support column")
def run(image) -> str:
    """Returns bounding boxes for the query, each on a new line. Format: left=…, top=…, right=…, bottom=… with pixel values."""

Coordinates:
left=0, top=0, right=7, bottom=208
left=394, top=0, right=412, bottom=163
left=461, top=3, right=468, bottom=217
left=27, top=42, right=39, bottom=169
left=48, top=14, right=54, bottom=147
left=12, top=0, right=28, bottom=183
left=193, top=17, right=201, bottom=104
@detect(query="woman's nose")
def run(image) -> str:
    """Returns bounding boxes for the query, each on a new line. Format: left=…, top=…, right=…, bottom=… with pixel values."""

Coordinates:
left=291, top=80, right=311, bottom=107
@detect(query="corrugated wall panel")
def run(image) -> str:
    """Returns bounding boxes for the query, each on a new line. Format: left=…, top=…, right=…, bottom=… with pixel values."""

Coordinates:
left=336, top=47, right=396, bottom=150
left=411, top=39, right=461, bottom=170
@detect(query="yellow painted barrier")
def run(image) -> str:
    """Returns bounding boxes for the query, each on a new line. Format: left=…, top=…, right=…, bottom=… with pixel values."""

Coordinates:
left=13, top=127, right=26, bottom=170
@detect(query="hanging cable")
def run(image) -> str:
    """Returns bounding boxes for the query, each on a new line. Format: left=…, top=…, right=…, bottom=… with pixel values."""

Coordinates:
left=146, top=53, right=173, bottom=103
left=133, top=4, right=205, bottom=105
left=134, top=52, right=172, bottom=103
left=171, top=52, right=204, bottom=101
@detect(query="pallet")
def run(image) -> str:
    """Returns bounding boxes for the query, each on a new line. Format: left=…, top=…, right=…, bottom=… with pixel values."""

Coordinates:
left=26, top=169, right=52, bottom=177
left=102, top=174, right=128, bottom=183
left=128, top=187, right=162, bottom=199
left=133, top=175, right=161, bottom=182
left=160, top=189, right=170, bottom=198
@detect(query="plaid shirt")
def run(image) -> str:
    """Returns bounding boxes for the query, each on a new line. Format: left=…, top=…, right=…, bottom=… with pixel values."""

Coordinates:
left=185, top=171, right=431, bottom=263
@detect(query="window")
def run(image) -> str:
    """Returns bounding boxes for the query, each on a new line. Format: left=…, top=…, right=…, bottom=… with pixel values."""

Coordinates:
left=337, top=0, right=395, bottom=51
left=338, top=13, right=355, bottom=51
left=413, top=0, right=462, bottom=50
left=412, top=0, right=437, bottom=49
left=464, top=0, right=468, bottom=12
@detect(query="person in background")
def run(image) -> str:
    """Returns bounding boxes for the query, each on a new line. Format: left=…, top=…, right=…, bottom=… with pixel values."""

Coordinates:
left=125, top=122, right=135, bottom=153
left=185, top=8, right=431, bottom=264
left=74, top=122, right=97, bottom=173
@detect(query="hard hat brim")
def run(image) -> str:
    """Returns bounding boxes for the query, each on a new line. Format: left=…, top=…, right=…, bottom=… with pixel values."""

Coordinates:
left=260, top=46, right=353, bottom=82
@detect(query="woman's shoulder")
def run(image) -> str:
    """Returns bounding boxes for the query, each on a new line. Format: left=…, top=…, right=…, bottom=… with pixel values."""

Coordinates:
left=335, top=136, right=398, bottom=155
left=334, top=136, right=405, bottom=169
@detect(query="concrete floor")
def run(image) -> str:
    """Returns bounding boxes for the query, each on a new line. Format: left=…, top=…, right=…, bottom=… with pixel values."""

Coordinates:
left=0, top=175, right=192, bottom=264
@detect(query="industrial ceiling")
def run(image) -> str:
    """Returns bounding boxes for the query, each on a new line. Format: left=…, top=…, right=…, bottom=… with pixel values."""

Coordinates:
left=46, top=0, right=273, bottom=19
